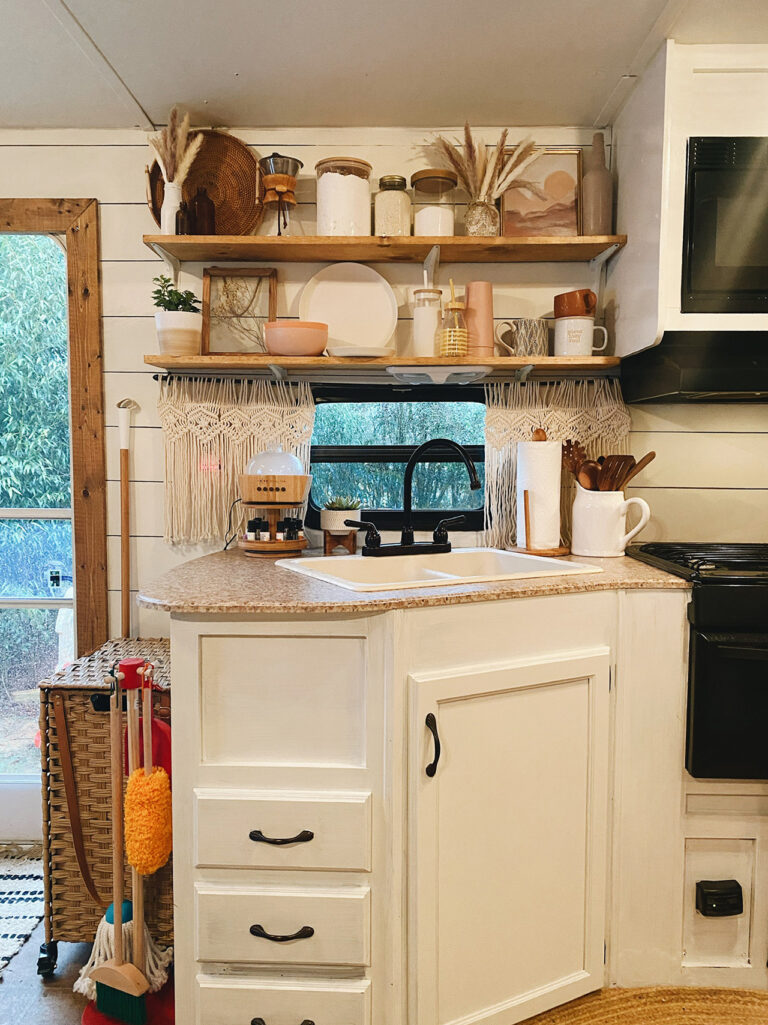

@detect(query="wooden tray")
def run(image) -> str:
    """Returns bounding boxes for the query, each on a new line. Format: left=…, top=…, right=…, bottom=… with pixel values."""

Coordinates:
left=238, top=537, right=308, bottom=558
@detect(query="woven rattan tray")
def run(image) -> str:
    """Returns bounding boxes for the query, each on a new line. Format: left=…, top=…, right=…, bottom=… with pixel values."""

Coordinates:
left=39, top=639, right=173, bottom=967
left=147, top=128, right=264, bottom=235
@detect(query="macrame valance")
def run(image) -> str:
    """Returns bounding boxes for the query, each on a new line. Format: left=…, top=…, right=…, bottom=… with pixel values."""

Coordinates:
left=157, top=377, right=315, bottom=544
left=484, top=378, right=632, bottom=549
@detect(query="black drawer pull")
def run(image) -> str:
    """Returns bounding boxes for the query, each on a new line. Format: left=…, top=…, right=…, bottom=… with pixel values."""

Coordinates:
left=425, top=712, right=441, bottom=777
left=251, top=1020, right=315, bottom=1025
left=249, top=828, right=314, bottom=846
left=249, top=923, right=315, bottom=943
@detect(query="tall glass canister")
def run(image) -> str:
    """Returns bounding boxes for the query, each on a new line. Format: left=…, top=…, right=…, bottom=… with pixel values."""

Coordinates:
left=315, top=157, right=373, bottom=235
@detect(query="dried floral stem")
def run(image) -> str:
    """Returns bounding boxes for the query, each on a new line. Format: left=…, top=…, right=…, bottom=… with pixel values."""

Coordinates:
left=430, top=123, right=547, bottom=204
left=149, top=106, right=203, bottom=186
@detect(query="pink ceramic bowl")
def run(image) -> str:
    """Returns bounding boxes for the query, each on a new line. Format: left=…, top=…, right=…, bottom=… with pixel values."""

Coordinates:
left=264, top=321, right=328, bottom=356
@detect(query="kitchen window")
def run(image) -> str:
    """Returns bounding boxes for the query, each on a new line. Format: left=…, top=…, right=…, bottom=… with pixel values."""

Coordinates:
left=307, top=385, right=485, bottom=531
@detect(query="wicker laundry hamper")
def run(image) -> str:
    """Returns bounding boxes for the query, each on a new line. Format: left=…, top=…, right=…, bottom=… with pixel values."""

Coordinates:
left=37, top=638, right=173, bottom=977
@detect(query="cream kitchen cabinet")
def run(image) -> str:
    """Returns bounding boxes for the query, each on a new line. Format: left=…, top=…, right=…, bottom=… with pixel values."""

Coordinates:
left=160, top=585, right=688, bottom=1025
left=409, top=652, right=610, bottom=1025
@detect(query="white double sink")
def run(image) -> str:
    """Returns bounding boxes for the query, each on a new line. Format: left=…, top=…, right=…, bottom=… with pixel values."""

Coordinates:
left=278, top=546, right=601, bottom=592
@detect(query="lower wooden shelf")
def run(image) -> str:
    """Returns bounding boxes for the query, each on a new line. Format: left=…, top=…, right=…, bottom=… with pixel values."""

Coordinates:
left=144, top=354, right=620, bottom=379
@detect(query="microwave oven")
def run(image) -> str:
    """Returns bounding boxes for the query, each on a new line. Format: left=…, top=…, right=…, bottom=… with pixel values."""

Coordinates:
left=682, top=136, right=768, bottom=313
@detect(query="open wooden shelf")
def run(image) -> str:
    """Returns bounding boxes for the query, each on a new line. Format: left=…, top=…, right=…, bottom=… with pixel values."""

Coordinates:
left=144, top=234, right=626, bottom=265
left=144, top=354, right=620, bottom=378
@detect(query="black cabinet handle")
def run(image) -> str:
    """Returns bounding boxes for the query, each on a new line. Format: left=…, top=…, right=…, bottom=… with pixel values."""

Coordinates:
left=252, top=1020, right=315, bottom=1025
left=249, top=923, right=315, bottom=942
left=425, top=712, right=441, bottom=777
left=249, top=828, right=314, bottom=846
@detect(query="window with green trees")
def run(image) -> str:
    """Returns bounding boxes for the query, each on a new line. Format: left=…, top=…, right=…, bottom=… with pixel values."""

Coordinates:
left=0, top=234, right=73, bottom=775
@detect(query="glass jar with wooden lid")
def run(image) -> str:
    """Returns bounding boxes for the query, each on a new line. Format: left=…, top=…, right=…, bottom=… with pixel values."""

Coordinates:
left=374, top=175, right=411, bottom=236
left=315, top=157, right=373, bottom=236
left=411, top=168, right=458, bottom=236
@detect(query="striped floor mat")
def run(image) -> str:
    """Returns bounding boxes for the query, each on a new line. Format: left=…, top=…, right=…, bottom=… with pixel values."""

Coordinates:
left=0, top=855, right=44, bottom=973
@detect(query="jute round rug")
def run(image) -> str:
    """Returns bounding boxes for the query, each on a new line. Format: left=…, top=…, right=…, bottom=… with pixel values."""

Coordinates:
left=523, top=987, right=768, bottom=1024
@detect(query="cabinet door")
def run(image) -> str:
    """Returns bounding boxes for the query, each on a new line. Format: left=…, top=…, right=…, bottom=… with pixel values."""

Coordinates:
left=409, top=650, right=610, bottom=1025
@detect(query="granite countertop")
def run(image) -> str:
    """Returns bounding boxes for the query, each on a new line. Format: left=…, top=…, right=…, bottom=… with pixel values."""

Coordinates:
left=138, top=548, right=689, bottom=615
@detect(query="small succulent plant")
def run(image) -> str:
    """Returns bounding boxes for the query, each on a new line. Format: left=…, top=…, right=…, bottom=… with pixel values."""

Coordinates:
left=152, top=274, right=201, bottom=313
left=323, top=495, right=361, bottom=511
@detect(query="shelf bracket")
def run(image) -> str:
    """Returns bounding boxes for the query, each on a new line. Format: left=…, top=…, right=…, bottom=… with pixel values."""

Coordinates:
left=515, top=364, right=535, bottom=383
left=267, top=362, right=288, bottom=382
left=423, top=244, right=440, bottom=285
left=589, top=242, right=621, bottom=268
left=147, top=241, right=180, bottom=285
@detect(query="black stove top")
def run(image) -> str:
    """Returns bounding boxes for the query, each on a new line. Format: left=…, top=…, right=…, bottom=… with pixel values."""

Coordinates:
left=627, top=543, right=768, bottom=582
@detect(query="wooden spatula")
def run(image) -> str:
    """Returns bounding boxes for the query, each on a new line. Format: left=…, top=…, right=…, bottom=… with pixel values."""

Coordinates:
left=618, top=451, right=656, bottom=489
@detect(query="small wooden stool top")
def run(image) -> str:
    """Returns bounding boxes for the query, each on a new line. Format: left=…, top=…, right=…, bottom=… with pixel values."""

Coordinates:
left=323, top=529, right=357, bottom=556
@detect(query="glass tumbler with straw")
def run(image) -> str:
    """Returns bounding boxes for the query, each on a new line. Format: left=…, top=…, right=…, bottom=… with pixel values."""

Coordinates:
left=437, top=278, right=469, bottom=357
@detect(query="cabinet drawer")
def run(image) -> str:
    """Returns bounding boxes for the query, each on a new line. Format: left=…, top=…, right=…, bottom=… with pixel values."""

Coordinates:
left=196, top=976, right=371, bottom=1025
left=196, top=884, right=370, bottom=967
left=194, top=790, right=371, bottom=871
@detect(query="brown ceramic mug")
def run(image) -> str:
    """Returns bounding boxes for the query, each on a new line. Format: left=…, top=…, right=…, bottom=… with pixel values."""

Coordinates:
left=554, top=289, right=597, bottom=319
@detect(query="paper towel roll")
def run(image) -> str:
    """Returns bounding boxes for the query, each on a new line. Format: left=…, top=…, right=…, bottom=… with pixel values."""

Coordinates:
left=516, top=441, right=562, bottom=549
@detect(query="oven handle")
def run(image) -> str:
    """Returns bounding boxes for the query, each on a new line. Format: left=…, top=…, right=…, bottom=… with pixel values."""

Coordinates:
left=699, top=633, right=768, bottom=661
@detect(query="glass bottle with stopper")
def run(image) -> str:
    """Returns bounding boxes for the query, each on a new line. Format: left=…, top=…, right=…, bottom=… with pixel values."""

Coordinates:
left=437, top=279, right=469, bottom=357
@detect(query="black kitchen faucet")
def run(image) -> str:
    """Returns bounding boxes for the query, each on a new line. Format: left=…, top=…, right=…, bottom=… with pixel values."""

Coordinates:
left=344, top=438, right=481, bottom=557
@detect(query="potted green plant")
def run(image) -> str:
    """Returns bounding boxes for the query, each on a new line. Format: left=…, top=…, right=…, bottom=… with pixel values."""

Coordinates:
left=321, top=495, right=361, bottom=534
left=152, top=274, right=202, bottom=355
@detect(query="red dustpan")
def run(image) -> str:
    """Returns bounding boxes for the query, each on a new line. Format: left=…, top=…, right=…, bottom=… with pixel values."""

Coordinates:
left=82, top=979, right=174, bottom=1024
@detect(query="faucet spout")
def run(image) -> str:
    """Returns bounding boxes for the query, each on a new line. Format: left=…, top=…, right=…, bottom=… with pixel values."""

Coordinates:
left=401, top=438, right=481, bottom=546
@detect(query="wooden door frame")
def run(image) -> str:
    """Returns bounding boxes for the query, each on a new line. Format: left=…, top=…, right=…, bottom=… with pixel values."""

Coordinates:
left=0, top=198, right=108, bottom=655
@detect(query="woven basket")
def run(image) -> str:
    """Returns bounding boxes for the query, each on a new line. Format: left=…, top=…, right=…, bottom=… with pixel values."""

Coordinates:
left=147, top=129, right=264, bottom=235
left=39, top=639, right=173, bottom=947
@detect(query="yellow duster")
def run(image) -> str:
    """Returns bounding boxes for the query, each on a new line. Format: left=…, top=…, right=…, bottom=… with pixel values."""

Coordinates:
left=124, top=765, right=172, bottom=876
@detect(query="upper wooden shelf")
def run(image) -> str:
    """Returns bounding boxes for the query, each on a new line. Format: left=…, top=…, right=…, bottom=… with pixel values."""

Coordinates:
left=143, top=234, right=627, bottom=265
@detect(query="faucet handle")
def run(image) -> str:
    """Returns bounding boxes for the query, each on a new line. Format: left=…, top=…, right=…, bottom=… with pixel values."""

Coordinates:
left=433, top=515, right=466, bottom=545
left=344, top=519, right=381, bottom=549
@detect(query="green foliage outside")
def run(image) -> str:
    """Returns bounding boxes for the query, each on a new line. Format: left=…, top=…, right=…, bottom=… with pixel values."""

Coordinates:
left=0, top=236, right=71, bottom=772
left=311, top=400, right=486, bottom=511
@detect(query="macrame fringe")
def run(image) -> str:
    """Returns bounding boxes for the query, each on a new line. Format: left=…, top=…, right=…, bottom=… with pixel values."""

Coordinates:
left=484, top=378, right=631, bottom=549
left=157, top=377, right=315, bottom=544
left=73, top=917, right=173, bottom=1000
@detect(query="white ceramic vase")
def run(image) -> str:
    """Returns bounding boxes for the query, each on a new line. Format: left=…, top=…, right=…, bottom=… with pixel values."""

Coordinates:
left=571, top=482, right=650, bottom=557
left=155, top=310, right=202, bottom=356
left=160, top=181, right=182, bottom=235
left=321, top=509, right=358, bottom=534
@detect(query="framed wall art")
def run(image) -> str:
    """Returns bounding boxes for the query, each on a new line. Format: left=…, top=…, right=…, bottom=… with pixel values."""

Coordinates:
left=501, top=148, right=582, bottom=237
left=201, top=266, right=278, bottom=354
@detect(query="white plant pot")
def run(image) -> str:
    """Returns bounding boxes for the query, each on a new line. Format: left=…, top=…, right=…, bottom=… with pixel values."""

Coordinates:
left=320, top=509, right=358, bottom=534
left=155, top=311, right=202, bottom=356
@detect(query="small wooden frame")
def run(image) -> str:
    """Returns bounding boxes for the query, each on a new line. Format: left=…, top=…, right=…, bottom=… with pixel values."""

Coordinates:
left=201, top=266, right=278, bottom=354
left=324, top=529, right=358, bottom=556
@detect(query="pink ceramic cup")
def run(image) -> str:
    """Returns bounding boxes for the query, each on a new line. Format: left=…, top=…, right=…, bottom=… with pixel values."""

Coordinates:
left=464, top=281, right=494, bottom=356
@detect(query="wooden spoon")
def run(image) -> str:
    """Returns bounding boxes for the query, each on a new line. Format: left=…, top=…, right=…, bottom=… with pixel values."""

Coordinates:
left=577, top=460, right=601, bottom=490
left=598, top=454, right=635, bottom=491
left=617, top=450, right=656, bottom=490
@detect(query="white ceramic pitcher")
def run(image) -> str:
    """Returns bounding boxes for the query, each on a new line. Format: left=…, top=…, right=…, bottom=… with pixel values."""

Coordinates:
left=571, top=482, right=650, bottom=557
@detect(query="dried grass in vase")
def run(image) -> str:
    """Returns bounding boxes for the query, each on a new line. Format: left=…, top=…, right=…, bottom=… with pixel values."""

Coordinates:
left=430, top=123, right=548, bottom=235
left=149, top=106, right=203, bottom=186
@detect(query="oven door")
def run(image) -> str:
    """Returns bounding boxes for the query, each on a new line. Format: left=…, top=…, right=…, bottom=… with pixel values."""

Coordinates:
left=682, top=137, right=768, bottom=313
left=687, top=630, right=768, bottom=779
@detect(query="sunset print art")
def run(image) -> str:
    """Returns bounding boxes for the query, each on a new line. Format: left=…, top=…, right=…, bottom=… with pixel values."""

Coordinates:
left=501, top=148, right=582, bottom=237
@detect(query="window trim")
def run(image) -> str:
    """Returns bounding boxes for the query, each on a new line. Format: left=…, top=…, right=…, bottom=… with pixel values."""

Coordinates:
left=308, top=384, right=485, bottom=533
left=0, top=200, right=107, bottom=656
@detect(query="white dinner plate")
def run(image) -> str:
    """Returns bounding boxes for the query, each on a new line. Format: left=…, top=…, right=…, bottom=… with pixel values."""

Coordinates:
left=326, top=344, right=395, bottom=357
left=300, top=263, right=398, bottom=351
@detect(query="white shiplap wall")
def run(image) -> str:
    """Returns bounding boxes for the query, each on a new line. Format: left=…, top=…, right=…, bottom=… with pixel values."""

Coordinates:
left=1, top=126, right=764, bottom=637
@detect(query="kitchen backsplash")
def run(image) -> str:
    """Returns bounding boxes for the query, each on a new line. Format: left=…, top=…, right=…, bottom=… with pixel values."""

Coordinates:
left=0, top=124, right=763, bottom=635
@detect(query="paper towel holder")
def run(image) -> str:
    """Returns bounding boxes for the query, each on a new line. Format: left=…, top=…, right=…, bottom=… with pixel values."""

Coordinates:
left=512, top=429, right=571, bottom=557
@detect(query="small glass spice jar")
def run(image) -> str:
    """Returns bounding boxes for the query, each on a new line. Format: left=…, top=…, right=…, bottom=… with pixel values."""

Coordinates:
left=411, top=169, right=458, bottom=236
left=374, top=175, right=411, bottom=236
left=315, top=157, right=373, bottom=236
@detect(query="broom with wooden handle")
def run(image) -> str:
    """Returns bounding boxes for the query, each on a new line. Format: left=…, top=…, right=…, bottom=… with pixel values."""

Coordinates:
left=88, top=672, right=149, bottom=1024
